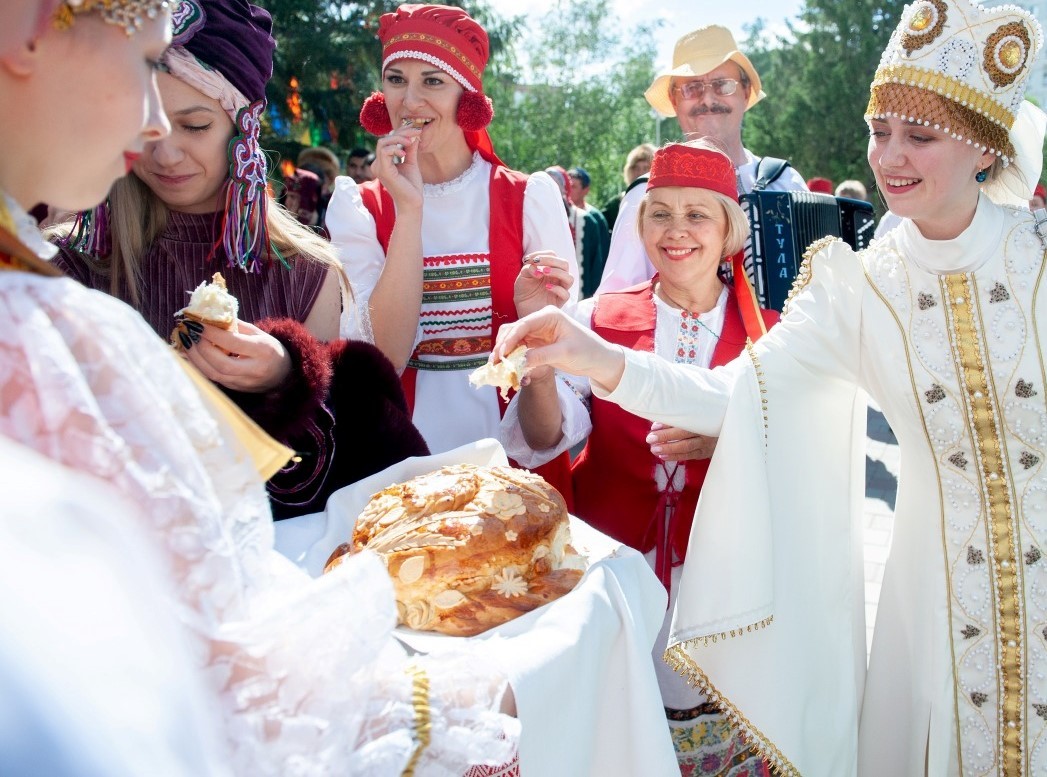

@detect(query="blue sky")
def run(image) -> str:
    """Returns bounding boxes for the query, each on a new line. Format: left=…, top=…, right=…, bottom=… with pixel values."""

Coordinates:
left=486, top=0, right=806, bottom=70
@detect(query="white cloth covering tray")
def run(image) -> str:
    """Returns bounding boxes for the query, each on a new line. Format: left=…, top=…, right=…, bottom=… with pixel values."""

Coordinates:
left=273, top=439, right=677, bottom=776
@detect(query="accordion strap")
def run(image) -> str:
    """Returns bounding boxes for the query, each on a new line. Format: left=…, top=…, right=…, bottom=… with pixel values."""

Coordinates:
left=752, top=156, right=791, bottom=192
left=730, top=249, right=769, bottom=341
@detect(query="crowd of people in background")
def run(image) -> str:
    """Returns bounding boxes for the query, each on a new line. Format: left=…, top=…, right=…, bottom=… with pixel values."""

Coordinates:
left=4, top=0, right=1047, bottom=775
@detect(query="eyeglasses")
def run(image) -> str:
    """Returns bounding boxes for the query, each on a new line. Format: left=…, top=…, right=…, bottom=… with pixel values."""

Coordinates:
left=672, top=78, right=742, bottom=100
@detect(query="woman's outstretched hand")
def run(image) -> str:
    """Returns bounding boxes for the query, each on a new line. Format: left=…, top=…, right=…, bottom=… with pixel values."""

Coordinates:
left=493, top=306, right=626, bottom=392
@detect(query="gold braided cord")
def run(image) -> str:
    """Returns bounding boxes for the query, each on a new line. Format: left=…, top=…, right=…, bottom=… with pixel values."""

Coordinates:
left=663, top=642, right=799, bottom=776
left=867, top=81, right=1014, bottom=161
left=401, top=665, right=432, bottom=777
left=869, top=63, right=1016, bottom=129
left=783, top=235, right=839, bottom=315
left=942, top=275, right=1025, bottom=775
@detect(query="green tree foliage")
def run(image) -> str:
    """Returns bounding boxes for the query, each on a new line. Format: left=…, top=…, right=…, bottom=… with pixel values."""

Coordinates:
left=483, top=0, right=659, bottom=205
left=742, top=0, right=907, bottom=203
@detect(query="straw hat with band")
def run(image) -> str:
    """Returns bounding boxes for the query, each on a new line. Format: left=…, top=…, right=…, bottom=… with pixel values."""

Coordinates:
left=866, top=0, right=1046, bottom=206
left=645, top=25, right=764, bottom=118
left=359, top=4, right=502, bottom=165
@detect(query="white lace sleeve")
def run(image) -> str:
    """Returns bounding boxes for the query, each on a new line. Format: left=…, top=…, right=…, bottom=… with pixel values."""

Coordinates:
left=0, top=274, right=516, bottom=774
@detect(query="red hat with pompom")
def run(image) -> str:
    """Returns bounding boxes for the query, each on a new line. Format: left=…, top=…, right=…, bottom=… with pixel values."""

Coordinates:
left=359, top=4, right=494, bottom=138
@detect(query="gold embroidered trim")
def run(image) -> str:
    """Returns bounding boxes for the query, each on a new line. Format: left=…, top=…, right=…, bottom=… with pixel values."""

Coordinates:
left=671, top=616, right=775, bottom=648
left=984, top=22, right=1032, bottom=88
left=784, top=236, right=838, bottom=315
left=385, top=31, right=483, bottom=82
left=745, top=338, right=769, bottom=444
left=870, top=63, right=1017, bottom=130
left=942, top=273, right=1025, bottom=776
left=902, top=0, right=948, bottom=54
left=663, top=641, right=798, bottom=776
left=402, top=664, right=432, bottom=777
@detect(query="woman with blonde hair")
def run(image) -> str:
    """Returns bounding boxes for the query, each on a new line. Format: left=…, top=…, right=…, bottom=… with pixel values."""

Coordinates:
left=52, top=0, right=427, bottom=517
left=494, top=0, right=1047, bottom=772
left=507, top=138, right=777, bottom=775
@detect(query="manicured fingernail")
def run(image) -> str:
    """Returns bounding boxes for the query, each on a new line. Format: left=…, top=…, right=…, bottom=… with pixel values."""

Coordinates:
left=545, top=283, right=555, bottom=290
left=183, top=319, right=203, bottom=333
left=645, top=433, right=658, bottom=444
left=177, top=331, right=193, bottom=350
left=650, top=444, right=663, bottom=454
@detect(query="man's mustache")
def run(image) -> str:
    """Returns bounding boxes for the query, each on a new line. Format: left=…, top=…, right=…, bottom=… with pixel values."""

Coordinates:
left=689, top=104, right=732, bottom=116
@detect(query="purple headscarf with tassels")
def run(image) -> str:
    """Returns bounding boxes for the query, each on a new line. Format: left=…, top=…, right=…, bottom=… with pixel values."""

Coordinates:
left=64, top=0, right=278, bottom=272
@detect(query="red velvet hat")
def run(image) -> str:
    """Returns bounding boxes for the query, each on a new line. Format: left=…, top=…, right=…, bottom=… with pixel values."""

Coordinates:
left=359, top=4, right=495, bottom=139
left=646, top=144, right=737, bottom=199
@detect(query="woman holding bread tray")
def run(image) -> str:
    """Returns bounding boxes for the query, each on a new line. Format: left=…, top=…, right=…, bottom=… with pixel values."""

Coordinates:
left=50, top=0, right=429, bottom=518
left=503, top=139, right=778, bottom=776
left=1, top=0, right=519, bottom=772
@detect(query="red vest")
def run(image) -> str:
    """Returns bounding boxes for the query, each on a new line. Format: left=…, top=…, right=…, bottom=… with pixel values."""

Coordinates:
left=571, top=280, right=778, bottom=587
left=359, top=168, right=574, bottom=508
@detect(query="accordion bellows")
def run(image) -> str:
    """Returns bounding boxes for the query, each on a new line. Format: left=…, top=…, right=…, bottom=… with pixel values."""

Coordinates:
left=326, top=464, right=585, bottom=636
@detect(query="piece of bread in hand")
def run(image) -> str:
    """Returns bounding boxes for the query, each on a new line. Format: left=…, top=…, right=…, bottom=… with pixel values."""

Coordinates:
left=178, top=272, right=239, bottom=332
left=468, top=345, right=527, bottom=400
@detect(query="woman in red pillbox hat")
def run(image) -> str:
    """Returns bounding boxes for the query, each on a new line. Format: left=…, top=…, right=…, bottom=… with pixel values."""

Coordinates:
left=505, top=139, right=778, bottom=775
left=327, top=4, right=581, bottom=493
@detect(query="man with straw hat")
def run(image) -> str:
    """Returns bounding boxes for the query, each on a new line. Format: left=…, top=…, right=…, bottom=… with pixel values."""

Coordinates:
left=598, top=24, right=807, bottom=294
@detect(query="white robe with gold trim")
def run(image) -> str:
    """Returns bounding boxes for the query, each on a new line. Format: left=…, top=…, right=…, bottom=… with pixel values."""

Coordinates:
left=597, top=194, right=1047, bottom=776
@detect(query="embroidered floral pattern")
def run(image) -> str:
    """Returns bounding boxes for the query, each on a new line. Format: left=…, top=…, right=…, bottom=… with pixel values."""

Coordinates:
left=967, top=546, right=986, bottom=565
left=1026, top=547, right=1042, bottom=565
left=918, top=291, right=938, bottom=310
left=971, top=691, right=988, bottom=707
left=949, top=452, right=969, bottom=470
left=962, top=625, right=981, bottom=639
left=170, top=0, right=204, bottom=43
left=989, top=282, right=1011, bottom=303
left=1020, top=451, right=1041, bottom=469
left=1035, top=704, right=1047, bottom=721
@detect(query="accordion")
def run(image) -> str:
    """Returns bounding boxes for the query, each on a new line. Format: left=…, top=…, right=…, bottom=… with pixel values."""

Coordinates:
left=740, top=191, right=875, bottom=311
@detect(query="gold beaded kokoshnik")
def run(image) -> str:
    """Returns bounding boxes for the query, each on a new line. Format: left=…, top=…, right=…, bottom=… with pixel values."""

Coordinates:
left=866, top=0, right=1043, bottom=165
left=53, top=0, right=171, bottom=36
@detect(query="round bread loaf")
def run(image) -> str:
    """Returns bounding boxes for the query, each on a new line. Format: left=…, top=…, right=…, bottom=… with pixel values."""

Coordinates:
left=325, top=463, right=585, bottom=636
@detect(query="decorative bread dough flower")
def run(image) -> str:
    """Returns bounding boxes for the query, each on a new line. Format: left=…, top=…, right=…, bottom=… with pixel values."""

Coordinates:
left=488, top=491, right=526, bottom=520
left=402, top=600, right=434, bottom=630
left=492, top=568, right=528, bottom=598
left=505, top=530, right=518, bottom=542
left=538, top=502, right=551, bottom=513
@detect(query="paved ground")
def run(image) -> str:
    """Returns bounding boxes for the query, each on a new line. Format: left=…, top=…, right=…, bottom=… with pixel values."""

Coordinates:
left=863, top=399, right=900, bottom=657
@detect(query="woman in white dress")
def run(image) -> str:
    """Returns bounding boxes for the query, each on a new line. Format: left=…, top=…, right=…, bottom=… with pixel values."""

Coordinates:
left=490, top=0, right=1047, bottom=774
left=0, top=1, right=516, bottom=773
